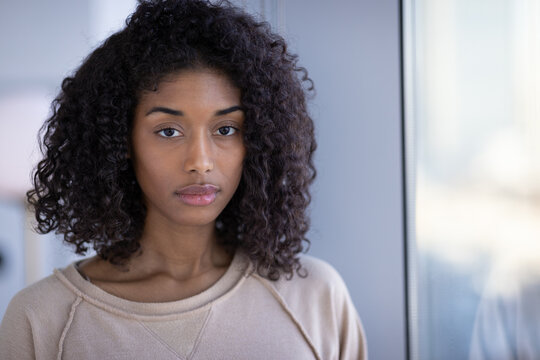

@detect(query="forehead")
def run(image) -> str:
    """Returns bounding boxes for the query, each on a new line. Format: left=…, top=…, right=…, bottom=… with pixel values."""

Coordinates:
left=137, top=69, right=241, bottom=109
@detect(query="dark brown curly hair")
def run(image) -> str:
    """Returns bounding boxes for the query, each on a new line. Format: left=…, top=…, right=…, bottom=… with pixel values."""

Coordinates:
left=27, top=0, right=316, bottom=280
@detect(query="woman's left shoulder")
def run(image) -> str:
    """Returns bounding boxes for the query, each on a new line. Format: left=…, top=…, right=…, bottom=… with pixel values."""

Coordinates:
left=277, top=254, right=349, bottom=294
left=260, top=254, right=354, bottom=311
left=298, top=255, right=345, bottom=283
left=259, top=255, right=367, bottom=359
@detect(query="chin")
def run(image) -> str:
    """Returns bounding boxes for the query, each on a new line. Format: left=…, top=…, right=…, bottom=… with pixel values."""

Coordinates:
left=171, top=212, right=221, bottom=228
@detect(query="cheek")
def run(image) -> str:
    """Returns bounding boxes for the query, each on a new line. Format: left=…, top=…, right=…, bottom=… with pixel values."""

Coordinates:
left=231, top=146, right=246, bottom=177
left=219, top=146, right=245, bottom=185
left=132, top=150, right=173, bottom=189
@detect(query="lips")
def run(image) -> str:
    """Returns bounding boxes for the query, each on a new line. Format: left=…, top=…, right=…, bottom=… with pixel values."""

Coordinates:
left=175, top=184, right=219, bottom=206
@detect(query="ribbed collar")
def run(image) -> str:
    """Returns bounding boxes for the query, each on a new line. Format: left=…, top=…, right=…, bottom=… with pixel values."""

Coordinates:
left=54, top=251, right=250, bottom=320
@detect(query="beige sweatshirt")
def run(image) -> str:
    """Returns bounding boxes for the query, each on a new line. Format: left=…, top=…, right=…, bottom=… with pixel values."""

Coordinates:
left=0, top=252, right=367, bottom=360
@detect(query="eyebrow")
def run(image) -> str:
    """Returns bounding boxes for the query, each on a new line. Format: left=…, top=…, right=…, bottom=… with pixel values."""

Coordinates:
left=145, top=107, right=182, bottom=116
left=215, top=105, right=243, bottom=116
left=145, top=105, right=243, bottom=117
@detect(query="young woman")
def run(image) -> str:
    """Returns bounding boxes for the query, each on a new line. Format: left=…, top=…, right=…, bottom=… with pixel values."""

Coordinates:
left=0, top=1, right=367, bottom=359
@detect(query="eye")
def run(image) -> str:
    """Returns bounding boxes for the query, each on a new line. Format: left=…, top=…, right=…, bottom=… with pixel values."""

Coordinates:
left=215, top=126, right=238, bottom=136
left=157, top=128, right=181, bottom=138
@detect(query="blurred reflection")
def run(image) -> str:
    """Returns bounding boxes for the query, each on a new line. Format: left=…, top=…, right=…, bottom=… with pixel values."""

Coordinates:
left=406, top=0, right=540, bottom=359
left=471, top=278, right=540, bottom=359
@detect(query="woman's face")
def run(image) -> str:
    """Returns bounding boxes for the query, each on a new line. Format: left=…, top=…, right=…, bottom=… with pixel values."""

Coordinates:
left=131, top=69, right=245, bottom=228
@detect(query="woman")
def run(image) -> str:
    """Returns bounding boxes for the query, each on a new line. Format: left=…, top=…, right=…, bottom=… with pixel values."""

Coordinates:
left=0, top=1, right=366, bottom=359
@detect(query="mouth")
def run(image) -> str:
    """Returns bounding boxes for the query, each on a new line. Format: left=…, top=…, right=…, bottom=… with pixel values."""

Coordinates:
left=175, top=184, right=219, bottom=206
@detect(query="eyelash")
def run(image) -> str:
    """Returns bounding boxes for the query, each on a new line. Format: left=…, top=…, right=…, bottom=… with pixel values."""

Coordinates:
left=155, top=126, right=239, bottom=138
left=156, top=128, right=181, bottom=138
left=215, top=126, right=238, bottom=136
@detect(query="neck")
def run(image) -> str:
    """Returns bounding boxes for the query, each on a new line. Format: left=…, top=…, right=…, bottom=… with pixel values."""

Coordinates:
left=131, top=213, right=230, bottom=280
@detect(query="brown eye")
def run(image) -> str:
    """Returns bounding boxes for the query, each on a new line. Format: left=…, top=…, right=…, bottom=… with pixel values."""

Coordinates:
left=157, top=128, right=180, bottom=137
left=216, top=126, right=237, bottom=136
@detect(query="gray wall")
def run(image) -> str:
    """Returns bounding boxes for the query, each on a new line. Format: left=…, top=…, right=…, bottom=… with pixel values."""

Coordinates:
left=276, top=2, right=406, bottom=359
left=0, top=0, right=91, bottom=92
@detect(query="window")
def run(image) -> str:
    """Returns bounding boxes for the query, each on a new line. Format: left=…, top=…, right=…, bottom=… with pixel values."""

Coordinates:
left=404, top=0, right=540, bottom=358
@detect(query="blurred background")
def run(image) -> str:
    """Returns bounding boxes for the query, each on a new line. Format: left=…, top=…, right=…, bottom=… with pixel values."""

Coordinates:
left=404, top=0, right=540, bottom=359
left=1, top=0, right=538, bottom=359
left=0, top=0, right=138, bottom=313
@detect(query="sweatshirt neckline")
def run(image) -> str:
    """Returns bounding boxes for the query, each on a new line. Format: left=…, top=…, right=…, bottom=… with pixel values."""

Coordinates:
left=54, top=251, right=250, bottom=318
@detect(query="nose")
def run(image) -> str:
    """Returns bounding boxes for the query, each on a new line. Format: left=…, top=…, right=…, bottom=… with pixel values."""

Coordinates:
left=183, top=131, right=214, bottom=174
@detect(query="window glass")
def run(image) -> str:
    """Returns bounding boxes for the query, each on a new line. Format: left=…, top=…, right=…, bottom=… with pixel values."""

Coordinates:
left=404, top=0, right=540, bottom=358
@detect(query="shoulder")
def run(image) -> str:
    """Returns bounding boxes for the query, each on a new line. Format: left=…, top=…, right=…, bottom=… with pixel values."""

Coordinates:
left=247, top=254, right=351, bottom=311
left=5, top=269, right=77, bottom=316
left=1, top=265, right=79, bottom=336
left=270, top=254, right=349, bottom=299
left=298, top=254, right=346, bottom=286
left=269, top=255, right=354, bottom=323
left=0, top=268, right=79, bottom=359
left=252, top=254, right=366, bottom=359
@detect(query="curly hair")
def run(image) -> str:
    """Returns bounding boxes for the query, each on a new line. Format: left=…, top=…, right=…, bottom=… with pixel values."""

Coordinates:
left=27, top=0, right=316, bottom=280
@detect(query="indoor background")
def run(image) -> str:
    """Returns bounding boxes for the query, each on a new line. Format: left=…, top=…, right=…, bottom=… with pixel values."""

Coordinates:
left=1, top=1, right=538, bottom=359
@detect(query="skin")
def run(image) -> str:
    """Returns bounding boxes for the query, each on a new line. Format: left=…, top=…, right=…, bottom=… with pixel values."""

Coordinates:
left=79, top=68, right=246, bottom=302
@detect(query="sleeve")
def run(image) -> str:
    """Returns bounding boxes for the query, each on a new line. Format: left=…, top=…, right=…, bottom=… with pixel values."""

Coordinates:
left=271, top=256, right=368, bottom=359
left=333, top=271, right=368, bottom=360
left=0, top=294, right=36, bottom=360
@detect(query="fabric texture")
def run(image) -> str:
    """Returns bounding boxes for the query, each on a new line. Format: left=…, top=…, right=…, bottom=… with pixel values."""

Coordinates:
left=0, top=252, right=367, bottom=360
